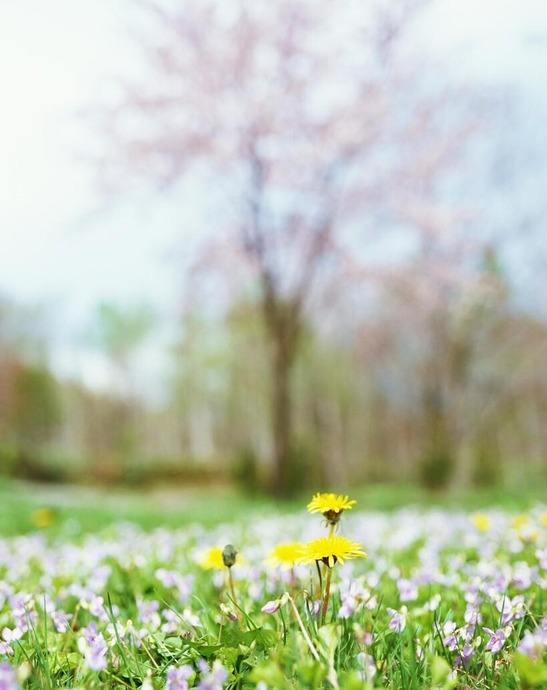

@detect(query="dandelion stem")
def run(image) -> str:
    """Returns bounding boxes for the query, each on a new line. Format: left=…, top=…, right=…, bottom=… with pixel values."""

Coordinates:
left=290, top=565, right=297, bottom=597
left=279, top=606, right=287, bottom=645
left=320, top=566, right=332, bottom=626
left=227, top=566, right=241, bottom=621
left=315, top=559, right=323, bottom=600
left=288, top=595, right=320, bottom=661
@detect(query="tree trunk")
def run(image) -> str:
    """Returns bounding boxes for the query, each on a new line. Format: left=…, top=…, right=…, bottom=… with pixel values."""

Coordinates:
left=419, top=382, right=454, bottom=489
left=271, top=340, right=295, bottom=496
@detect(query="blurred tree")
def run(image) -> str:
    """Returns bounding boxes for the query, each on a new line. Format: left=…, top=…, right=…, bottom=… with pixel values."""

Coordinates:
left=0, top=295, right=61, bottom=477
left=88, top=302, right=155, bottom=477
left=92, top=0, right=473, bottom=494
left=92, top=302, right=156, bottom=390
left=9, top=363, right=61, bottom=461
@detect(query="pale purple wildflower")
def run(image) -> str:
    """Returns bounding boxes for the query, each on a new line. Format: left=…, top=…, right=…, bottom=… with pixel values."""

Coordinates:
left=387, top=606, right=407, bottom=633
left=308, top=599, right=321, bottom=619
left=426, top=594, right=441, bottom=611
left=155, top=570, right=194, bottom=603
left=52, top=610, right=70, bottom=633
left=463, top=605, right=482, bottom=637
left=455, top=642, right=475, bottom=668
left=397, top=578, right=418, bottom=602
left=442, top=622, right=458, bottom=651
left=338, top=581, right=371, bottom=618
left=536, top=548, right=547, bottom=570
left=1, top=629, right=22, bottom=645
left=155, top=569, right=179, bottom=587
left=137, top=599, right=161, bottom=629
left=166, top=665, right=193, bottom=690
left=161, top=609, right=180, bottom=633
left=10, top=594, right=36, bottom=634
left=261, top=600, right=281, bottom=614
left=195, top=660, right=228, bottom=690
left=88, top=595, right=115, bottom=623
left=357, top=652, right=376, bottom=680
left=483, top=627, right=506, bottom=654
left=0, top=662, right=18, bottom=690
left=512, top=562, right=536, bottom=590
left=496, top=595, right=525, bottom=626
left=87, top=638, right=108, bottom=671
left=78, top=624, right=108, bottom=671
left=88, top=565, right=112, bottom=592
left=517, top=628, right=547, bottom=661
left=0, top=584, right=14, bottom=610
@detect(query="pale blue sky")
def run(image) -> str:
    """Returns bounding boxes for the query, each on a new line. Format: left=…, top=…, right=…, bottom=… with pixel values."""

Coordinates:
left=0, top=0, right=546, bottom=389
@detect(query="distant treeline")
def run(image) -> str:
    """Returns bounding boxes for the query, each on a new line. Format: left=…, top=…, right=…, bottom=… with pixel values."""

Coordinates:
left=0, top=267, right=545, bottom=493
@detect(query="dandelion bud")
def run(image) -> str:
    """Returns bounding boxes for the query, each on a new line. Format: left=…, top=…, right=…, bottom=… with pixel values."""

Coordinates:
left=222, top=544, right=238, bottom=568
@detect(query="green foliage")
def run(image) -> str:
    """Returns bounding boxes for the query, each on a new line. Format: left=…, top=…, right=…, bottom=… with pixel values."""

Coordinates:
left=231, top=447, right=262, bottom=493
left=472, top=433, right=502, bottom=486
left=92, top=301, right=155, bottom=365
left=418, top=446, right=455, bottom=490
left=514, top=653, right=547, bottom=687
left=428, top=654, right=458, bottom=689
left=286, top=436, right=323, bottom=494
left=9, top=364, right=61, bottom=449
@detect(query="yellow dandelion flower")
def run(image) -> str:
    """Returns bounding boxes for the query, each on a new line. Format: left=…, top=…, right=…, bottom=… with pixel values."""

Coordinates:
left=541, top=512, right=547, bottom=528
left=472, top=513, right=491, bottom=532
left=297, top=535, right=366, bottom=568
left=510, top=515, right=538, bottom=542
left=31, top=508, right=54, bottom=529
left=512, top=514, right=529, bottom=530
left=522, top=528, right=539, bottom=543
left=265, top=542, right=304, bottom=569
left=307, top=493, right=356, bottom=525
left=197, top=547, right=242, bottom=571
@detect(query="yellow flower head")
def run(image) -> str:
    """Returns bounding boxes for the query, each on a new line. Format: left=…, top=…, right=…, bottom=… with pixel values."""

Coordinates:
left=265, top=542, right=304, bottom=569
left=512, top=514, right=539, bottom=542
left=198, top=547, right=242, bottom=571
left=472, top=513, right=491, bottom=532
left=297, top=535, right=366, bottom=568
left=307, top=493, right=357, bottom=525
left=541, top=512, right=547, bottom=528
left=31, top=508, right=55, bottom=529
left=512, top=514, right=529, bottom=530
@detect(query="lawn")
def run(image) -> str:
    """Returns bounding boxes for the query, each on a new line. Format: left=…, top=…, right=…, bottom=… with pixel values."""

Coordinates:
left=0, top=479, right=544, bottom=536
left=0, top=480, right=545, bottom=689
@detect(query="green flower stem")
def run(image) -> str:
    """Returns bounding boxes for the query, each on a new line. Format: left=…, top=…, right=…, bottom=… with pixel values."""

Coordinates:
left=288, top=594, right=320, bottom=661
left=320, top=565, right=333, bottom=626
left=315, top=559, right=323, bottom=600
left=227, top=566, right=241, bottom=621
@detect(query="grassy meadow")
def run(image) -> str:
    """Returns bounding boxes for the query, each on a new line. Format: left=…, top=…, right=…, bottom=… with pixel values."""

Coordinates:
left=0, top=481, right=545, bottom=689
left=0, top=480, right=544, bottom=536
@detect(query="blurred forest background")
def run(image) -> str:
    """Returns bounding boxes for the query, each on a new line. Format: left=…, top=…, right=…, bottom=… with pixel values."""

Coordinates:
left=0, top=0, right=546, bottom=497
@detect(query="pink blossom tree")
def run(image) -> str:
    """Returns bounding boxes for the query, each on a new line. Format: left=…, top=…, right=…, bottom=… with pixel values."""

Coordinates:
left=94, top=0, right=476, bottom=494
